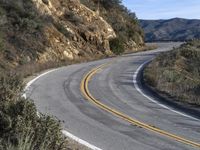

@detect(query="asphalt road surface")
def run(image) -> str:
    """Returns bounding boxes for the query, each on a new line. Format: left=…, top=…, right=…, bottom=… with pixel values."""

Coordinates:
left=26, top=43, right=200, bottom=150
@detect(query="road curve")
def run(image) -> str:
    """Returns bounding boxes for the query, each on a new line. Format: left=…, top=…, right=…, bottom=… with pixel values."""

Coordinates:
left=27, top=43, right=200, bottom=150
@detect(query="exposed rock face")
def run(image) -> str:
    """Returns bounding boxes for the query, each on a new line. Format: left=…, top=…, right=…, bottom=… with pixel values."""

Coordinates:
left=33, top=0, right=116, bottom=62
left=80, top=0, right=145, bottom=52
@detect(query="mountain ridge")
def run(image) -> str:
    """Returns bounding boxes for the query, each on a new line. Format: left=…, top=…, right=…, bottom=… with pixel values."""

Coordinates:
left=140, top=18, right=200, bottom=42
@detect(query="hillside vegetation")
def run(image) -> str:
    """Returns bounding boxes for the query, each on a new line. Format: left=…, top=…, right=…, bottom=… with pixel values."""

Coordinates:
left=140, top=18, right=200, bottom=42
left=144, top=40, right=200, bottom=106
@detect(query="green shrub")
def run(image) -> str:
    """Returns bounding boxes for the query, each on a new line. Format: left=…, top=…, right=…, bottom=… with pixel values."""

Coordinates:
left=0, top=73, right=67, bottom=150
left=0, top=37, right=3, bottom=51
left=54, top=22, right=71, bottom=38
left=180, top=48, right=198, bottom=59
left=19, top=18, right=43, bottom=30
left=110, top=37, right=125, bottom=55
left=0, top=74, right=23, bottom=103
left=0, top=31, right=4, bottom=52
left=163, top=70, right=179, bottom=83
left=64, top=11, right=83, bottom=25
left=143, top=70, right=157, bottom=87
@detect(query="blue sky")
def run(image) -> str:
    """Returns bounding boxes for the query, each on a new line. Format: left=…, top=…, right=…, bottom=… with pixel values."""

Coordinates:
left=122, top=0, right=200, bottom=19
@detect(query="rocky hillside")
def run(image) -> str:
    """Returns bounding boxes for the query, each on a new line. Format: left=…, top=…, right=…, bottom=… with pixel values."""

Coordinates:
left=81, top=0, right=145, bottom=51
left=0, top=0, right=116, bottom=71
left=140, top=18, right=200, bottom=42
left=0, top=0, right=144, bottom=74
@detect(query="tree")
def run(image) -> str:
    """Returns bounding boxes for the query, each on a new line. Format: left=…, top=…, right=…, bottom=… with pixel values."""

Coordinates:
left=99, top=0, right=122, bottom=9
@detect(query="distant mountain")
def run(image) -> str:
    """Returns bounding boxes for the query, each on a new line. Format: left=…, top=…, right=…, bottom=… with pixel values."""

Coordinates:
left=139, top=18, right=200, bottom=42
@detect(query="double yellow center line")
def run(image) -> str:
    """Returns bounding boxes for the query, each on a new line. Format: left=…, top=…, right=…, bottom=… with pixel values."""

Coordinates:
left=80, top=62, right=200, bottom=148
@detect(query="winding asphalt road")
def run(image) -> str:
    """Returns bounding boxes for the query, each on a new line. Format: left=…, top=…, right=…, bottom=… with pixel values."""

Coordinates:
left=26, top=43, right=200, bottom=150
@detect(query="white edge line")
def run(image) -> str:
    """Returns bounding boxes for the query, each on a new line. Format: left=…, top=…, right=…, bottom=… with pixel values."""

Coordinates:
left=133, top=59, right=199, bottom=121
left=23, top=68, right=102, bottom=150
left=62, top=130, right=102, bottom=150
left=22, top=69, right=58, bottom=98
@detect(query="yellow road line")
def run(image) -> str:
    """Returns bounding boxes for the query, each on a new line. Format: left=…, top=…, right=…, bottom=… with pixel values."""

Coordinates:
left=80, top=62, right=200, bottom=148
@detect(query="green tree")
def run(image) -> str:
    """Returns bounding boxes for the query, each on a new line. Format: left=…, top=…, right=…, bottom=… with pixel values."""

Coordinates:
left=92, top=0, right=122, bottom=9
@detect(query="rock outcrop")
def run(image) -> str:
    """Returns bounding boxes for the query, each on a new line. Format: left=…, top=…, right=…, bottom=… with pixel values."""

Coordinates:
left=80, top=0, right=145, bottom=51
left=33, top=0, right=116, bottom=62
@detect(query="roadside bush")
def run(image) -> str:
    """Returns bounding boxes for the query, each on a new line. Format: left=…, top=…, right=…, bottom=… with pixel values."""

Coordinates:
left=0, top=73, right=67, bottom=150
left=0, top=74, right=23, bottom=103
left=109, top=37, right=125, bottom=55
left=143, top=65, right=158, bottom=87
left=180, top=48, right=198, bottom=59
left=163, top=70, right=179, bottom=83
